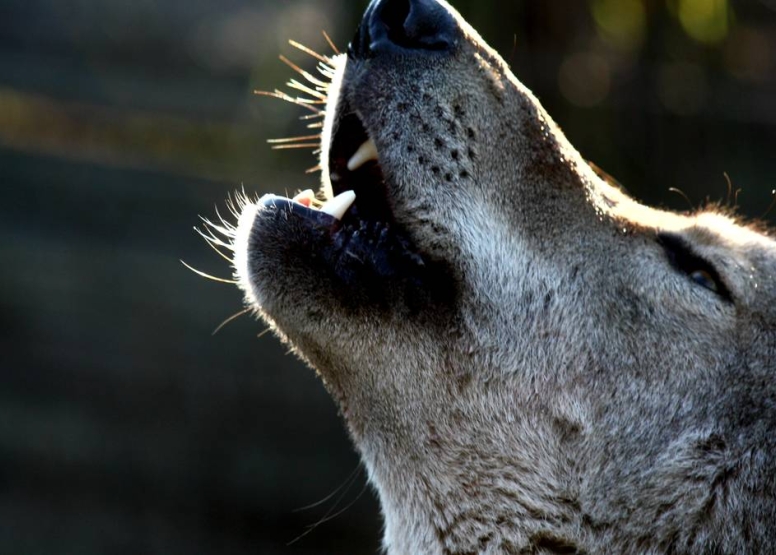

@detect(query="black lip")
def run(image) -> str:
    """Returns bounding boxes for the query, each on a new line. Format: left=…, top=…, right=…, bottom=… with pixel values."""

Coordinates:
left=259, top=195, right=340, bottom=228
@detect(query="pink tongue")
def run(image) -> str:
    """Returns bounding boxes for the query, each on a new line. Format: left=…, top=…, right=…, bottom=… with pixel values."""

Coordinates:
left=297, top=197, right=312, bottom=208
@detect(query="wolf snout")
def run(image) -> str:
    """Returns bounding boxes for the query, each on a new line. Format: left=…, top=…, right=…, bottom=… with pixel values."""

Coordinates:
left=350, top=0, right=459, bottom=58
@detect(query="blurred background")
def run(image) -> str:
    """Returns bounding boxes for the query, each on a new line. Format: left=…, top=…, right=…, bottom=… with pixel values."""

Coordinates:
left=1, top=0, right=775, bottom=553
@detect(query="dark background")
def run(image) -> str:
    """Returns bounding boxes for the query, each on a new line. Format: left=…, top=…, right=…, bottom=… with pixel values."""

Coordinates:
left=2, top=0, right=775, bottom=553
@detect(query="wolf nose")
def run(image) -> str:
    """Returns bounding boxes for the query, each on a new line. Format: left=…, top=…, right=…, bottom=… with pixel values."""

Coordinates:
left=350, top=0, right=458, bottom=58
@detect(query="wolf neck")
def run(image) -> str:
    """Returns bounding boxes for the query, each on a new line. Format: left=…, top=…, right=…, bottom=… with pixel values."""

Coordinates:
left=351, top=386, right=582, bottom=554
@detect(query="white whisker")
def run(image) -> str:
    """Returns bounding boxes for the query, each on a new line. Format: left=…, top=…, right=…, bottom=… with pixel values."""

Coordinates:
left=212, top=308, right=251, bottom=336
left=289, top=39, right=334, bottom=66
left=180, top=260, right=238, bottom=284
left=279, top=55, right=331, bottom=88
left=271, top=143, right=320, bottom=150
left=268, top=134, right=322, bottom=144
left=288, top=79, right=328, bottom=100
left=254, top=90, right=324, bottom=114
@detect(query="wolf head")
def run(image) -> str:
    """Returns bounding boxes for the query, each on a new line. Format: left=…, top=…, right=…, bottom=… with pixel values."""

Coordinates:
left=229, top=0, right=776, bottom=551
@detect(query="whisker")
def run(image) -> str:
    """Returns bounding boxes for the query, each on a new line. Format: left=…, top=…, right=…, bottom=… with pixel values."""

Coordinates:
left=289, top=39, right=333, bottom=66
left=668, top=188, right=694, bottom=212
left=200, top=217, right=236, bottom=242
left=279, top=55, right=331, bottom=88
left=306, top=122, right=324, bottom=130
left=223, top=195, right=236, bottom=217
left=724, top=172, right=742, bottom=210
left=317, top=63, right=336, bottom=78
left=268, top=134, right=322, bottom=144
left=237, top=187, right=257, bottom=208
left=225, top=194, right=242, bottom=220
left=276, top=94, right=326, bottom=106
left=180, top=260, right=238, bottom=284
left=254, top=90, right=323, bottom=114
left=257, top=327, right=273, bottom=339
left=197, top=224, right=232, bottom=247
left=212, top=308, right=251, bottom=336
left=294, top=466, right=361, bottom=512
left=725, top=172, right=733, bottom=207
left=197, top=231, right=234, bottom=262
left=310, top=482, right=369, bottom=527
left=287, top=470, right=368, bottom=546
left=202, top=232, right=234, bottom=254
left=322, top=30, right=340, bottom=54
left=213, top=206, right=236, bottom=232
left=271, top=143, right=320, bottom=150
left=300, top=112, right=325, bottom=121
left=288, top=79, right=328, bottom=101
left=306, top=165, right=322, bottom=174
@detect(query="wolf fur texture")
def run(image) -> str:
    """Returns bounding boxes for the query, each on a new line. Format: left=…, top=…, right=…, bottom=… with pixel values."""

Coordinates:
left=225, top=0, right=776, bottom=552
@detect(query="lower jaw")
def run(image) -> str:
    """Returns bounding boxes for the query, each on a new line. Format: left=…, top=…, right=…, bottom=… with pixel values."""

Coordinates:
left=234, top=194, right=456, bottom=317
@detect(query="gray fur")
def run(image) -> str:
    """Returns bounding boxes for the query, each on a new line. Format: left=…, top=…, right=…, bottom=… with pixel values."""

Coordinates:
left=231, top=1, right=776, bottom=552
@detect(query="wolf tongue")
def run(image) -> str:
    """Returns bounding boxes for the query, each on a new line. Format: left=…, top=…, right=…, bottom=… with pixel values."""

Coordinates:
left=320, top=190, right=357, bottom=220
left=292, top=189, right=316, bottom=207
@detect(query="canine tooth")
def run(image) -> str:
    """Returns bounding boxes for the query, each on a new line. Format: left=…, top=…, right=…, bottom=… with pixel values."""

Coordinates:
left=347, top=139, right=378, bottom=172
left=320, top=190, right=356, bottom=220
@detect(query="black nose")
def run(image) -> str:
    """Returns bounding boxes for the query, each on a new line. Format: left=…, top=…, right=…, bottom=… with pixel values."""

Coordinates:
left=349, top=0, right=458, bottom=58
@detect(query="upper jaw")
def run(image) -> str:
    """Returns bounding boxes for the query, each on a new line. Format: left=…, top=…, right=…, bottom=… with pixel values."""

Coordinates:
left=320, top=53, right=394, bottom=227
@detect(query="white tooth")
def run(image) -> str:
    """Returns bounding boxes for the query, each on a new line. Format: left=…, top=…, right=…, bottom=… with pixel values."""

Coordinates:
left=347, top=139, right=378, bottom=172
left=320, top=190, right=356, bottom=220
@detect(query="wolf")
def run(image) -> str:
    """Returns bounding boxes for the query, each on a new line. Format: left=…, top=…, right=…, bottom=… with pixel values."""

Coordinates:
left=222, top=0, right=776, bottom=552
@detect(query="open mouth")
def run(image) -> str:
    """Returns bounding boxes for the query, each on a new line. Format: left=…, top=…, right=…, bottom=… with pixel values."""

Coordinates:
left=256, top=86, right=428, bottom=257
left=261, top=109, right=393, bottom=231
left=326, top=113, right=394, bottom=225
left=249, top=101, right=429, bottom=299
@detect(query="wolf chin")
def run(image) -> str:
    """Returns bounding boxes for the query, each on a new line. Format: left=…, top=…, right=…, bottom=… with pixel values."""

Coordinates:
left=222, top=0, right=776, bottom=552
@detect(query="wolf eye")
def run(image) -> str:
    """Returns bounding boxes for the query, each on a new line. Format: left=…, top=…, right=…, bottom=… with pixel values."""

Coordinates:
left=657, top=232, right=732, bottom=302
left=689, top=269, right=719, bottom=293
